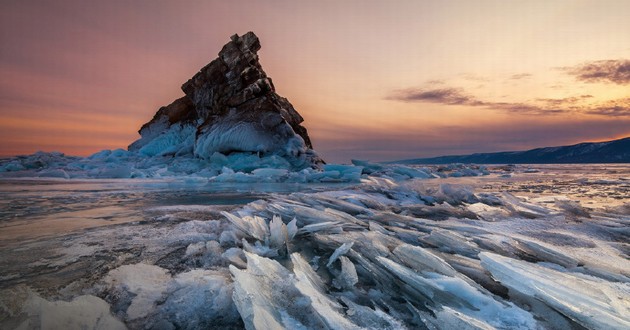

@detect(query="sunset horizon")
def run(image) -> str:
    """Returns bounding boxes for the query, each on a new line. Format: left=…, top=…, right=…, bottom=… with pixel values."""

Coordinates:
left=2, top=1, right=629, bottom=162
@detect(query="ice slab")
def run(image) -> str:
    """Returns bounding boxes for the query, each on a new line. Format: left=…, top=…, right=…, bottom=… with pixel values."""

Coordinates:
left=104, top=264, right=171, bottom=320
left=480, top=252, right=630, bottom=330
left=377, top=256, right=538, bottom=329
left=0, top=286, right=125, bottom=330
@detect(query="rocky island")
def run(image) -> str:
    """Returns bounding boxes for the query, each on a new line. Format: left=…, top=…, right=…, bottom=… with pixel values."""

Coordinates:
left=129, top=32, right=323, bottom=169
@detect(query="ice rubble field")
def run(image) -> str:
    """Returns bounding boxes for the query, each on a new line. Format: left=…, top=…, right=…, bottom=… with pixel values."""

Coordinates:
left=0, top=150, right=482, bottom=182
left=0, top=154, right=629, bottom=329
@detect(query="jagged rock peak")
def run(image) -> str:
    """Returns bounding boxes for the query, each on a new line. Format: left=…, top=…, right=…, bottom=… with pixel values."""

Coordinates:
left=128, top=32, right=322, bottom=169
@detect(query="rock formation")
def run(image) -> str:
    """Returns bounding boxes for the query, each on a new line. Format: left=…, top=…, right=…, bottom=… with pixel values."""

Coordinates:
left=128, top=32, right=322, bottom=169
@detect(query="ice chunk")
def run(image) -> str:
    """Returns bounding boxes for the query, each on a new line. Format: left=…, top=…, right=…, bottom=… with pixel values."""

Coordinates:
left=377, top=256, right=537, bottom=329
left=338, top=297, right=406, bottom=329
left=368, top=221, right=389, bottom=234
left=480, top=252, right=630, bottom=330
left=332, top=256, right=358, bottom=290
left=476, top=193, right=503, bottom=206
left=324, top=164, right=364, bottom=181
left=351, top=159, right=384, bottom=174
left=267, top=202, right=362, bottom=228
left=160, top=270, right=239, bottom=329
left=219, top=230, right=239, bottom=247
left=241, top=239, right=278, bottom=258
left=287, top=218, right=298, bottom=241
left=307, top=170, right=341, bottom=182
left=422, top=229, right=480, bottom=258
left=391, top=165, right=433, bottom=179
left=268, top=215, right=288, bottom=252
left=230, top=252, right=354, bottom=329
left=554, top=199, right=591, bottom=219
left=229, top=254, right=289, bottom=330
left=436, top=184, right=479, bottom=205
left=251, top=168, right=289, bottom=180
left=293, top=192, right=372, bottom=216
left=90, top=163, right=133, bottom=178
left=393, top=244, right=458, bottom=277
left=406, top=203, right=479, bottom=220
left=0, top=159, right=26, bottom=172
left=298, top=221, right=343, bottom=235
left=434, top=307, right=495, bottom=330
left=213, top=171, right=256, bottom=183
left=327, top=242, right=355, bottom=267
left=185, top=242, right=206, bottom=257
left=466, top=203, right=510, bottom=221
left=290, top=253, right=360, bottom=329
left=104, top=263, right=171, bottom=320
left=222, top=212, right=269, bottom=242
left=222, top=247, right=247, bottom=269
left=0, top=287, right=125, bottom=330
left=377, top=256, right=470, bottom=307
left=501, top=193, right=551, bottom=218
left=513, top=237, right=580, bottom=269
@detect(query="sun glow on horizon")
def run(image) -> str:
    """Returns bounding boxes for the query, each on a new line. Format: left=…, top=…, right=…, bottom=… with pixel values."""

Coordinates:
left=1, top=1, right=629, bottom=162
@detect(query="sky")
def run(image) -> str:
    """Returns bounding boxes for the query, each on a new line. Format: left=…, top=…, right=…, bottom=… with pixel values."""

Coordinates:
left=1, top=0, right=629, bottom=162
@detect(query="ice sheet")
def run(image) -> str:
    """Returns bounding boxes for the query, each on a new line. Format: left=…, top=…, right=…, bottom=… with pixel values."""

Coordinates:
left=1, top=164, right=629, bottom=329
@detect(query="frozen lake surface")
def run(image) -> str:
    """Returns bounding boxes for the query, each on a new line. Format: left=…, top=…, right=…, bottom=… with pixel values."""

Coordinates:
left=0, top=164, right=628, bottom=329
left=0, top=179, right=349, bottom=243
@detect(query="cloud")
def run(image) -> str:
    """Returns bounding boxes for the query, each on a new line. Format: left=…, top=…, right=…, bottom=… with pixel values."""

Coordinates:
left=490, top=102, right=563, bottom=114
left=535, top=95, right=593, bottom=107
left=509, top=73, right=532, bottom=80
left=387, top=88, right=480, bottom=105
left=589, top=106, right=630, bottom=117
left=585, top=98, right=630, bottom=117
left=460, top=74, right=491, bottom=82
left=425, top=79, right=445, bottom=85
left=388, top=86, right=629, bottom=117
left=565, top=59, right=630, bottom=84
left=387, top=87, right=563, bottom=115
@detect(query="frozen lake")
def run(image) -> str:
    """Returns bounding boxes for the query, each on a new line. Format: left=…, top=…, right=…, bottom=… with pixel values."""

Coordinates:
left=0, top=164, right=628, bottom=329
left=0, top=179, right=351, bottom=243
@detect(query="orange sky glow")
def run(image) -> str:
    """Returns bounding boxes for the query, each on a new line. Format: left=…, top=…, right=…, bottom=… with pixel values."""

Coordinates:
left=1, top=0, right=629, bottom=162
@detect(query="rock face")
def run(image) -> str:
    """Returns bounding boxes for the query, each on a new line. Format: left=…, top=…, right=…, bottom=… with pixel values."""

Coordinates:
left=129, top=32, right=322, bottom=169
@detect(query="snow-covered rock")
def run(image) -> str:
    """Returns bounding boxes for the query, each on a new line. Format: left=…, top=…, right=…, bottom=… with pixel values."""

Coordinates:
left=128, top=32, right=323, bottom=170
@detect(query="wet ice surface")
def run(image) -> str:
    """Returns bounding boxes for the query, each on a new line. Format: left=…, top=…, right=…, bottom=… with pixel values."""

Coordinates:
left=1, top=164, right=629, bottom=329
left=0, top=179, right=345, bottom=243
